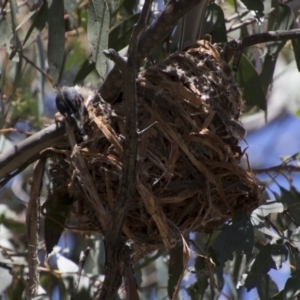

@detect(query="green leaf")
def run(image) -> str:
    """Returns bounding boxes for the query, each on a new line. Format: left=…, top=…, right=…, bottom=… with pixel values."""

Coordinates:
left=213, top=214, right=254, bottom=265
left=9, top=277, right=25, bottom=300
left=88, top=0, right=110, bottom=80
left=245, top=243, right=287, bottom=291
left=279, top=186, right=300, bottom=226
left=203, top=3, right=227, bottom=43
left=271, top=244, right=288, bottom=269
left=251, top=202, right=284, bottom=227
left=23, top=1, right=48, bottom=48
left=109, top=13, right=140, bottom=51
left=256, top=273, right=279, bottom=300
left=236, top=54, right=266, bottom=110
left=186, top=255, right=209, bottom=298
left=73, top=59, right=96, bottom=84
left=1, top=218, right=25, bottom=233
left=48, top=0, right=65, bottom=85
left=64, top=0, right=79, bottom=30
left=292, top=38, right=300, bottom=72
left=44, top=193, right=73, bottom=254
left=271, top=270, right=300, bottom=300
left=0, top=17, right=13, bottom=52
left=259, top=3, right=294, bottom=94
left=240, top=0, right=264, bottom=17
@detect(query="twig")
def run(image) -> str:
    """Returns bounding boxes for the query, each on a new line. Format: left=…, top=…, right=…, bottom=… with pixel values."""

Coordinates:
left=26, top=159, right=45, bottom=299
left=99, top=0, right=203, bottom=103
left=70, top=247, right=90, bottom=300
left=99, top=1, right=153, bottom=299
left=227, top=18, right=256, bottom=32
left=253, top=165, right=300, bottom=174
left=17, top=48, right=54, bottom=86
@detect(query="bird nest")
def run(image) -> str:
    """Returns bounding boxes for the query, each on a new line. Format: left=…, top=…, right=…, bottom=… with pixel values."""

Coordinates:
left=45, top=40, right=262, bottom=257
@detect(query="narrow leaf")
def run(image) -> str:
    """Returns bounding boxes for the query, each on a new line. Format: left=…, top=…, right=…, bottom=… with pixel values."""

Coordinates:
left=251, top=202, right=284, bottom=226
left=0, top=17, right=13, bottom=52
left=280, top=186, right=300, bottom=226
left=236, top=54, right=266, bottom=110
left=271, top=270, right=300, bottom=299
left=48, top=0, right=65, bottom=85
left=73, top=59, right=96, bottom=84
left=88, top=0, right=110, bottom=80
left=240, top=0, right=264, bottom=17
left=259, top=3, right=294, bottom=94
left=213, top=215, right=254, bottom=265
left=245, top=243, right=287, bottom=291
left=292, top=38, right=300, bottom=72
left=109, top=13, right=140, bottom=51
left=203, top=3, right=227, bottom=43
left=23, top=1, right=48, bottom=48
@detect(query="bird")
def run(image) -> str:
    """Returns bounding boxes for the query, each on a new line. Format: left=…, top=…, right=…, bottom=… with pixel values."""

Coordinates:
left=55, top=86, right=88, bottom=139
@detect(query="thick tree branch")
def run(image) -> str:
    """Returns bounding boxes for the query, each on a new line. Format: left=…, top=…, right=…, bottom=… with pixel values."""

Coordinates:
left=99, top=1, right=153, bottom=299
left=0, top=123, right=66, bottom=187
left=99, top=0, right=203, bottom=103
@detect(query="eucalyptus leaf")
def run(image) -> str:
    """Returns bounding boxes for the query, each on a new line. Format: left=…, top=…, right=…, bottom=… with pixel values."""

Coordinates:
left=251, top=202, right=284, bottom=227
left=48, top=0, right=65, bottom=85
left=0, top=17, right=13, bottom=52
left=271, top=270, right=300, bottom=300
left=73, top=59, right=96, bottom=84
left=109, top=13, right=140, bottom=51
left=240, top=0, right=264, bottom=17
left=292, top=38, right=300, bottom=72
left=64, top=0, right=79, bottom=30
left=213, top=215, right=254, bottom=265
left=244, top=243, right=286, bottom=291
left=23, top=0, right=48, bottom=48
left=256, top=273, right=279, bottom=300
left=259, top=3, right=294, bottom=94
left=236, top=54, right=266, bottom=110
left=279, top=186, right=300, bottom=226
left=88, top=0, right=110, bottom=80
left=203, top=3, right=227, bottom=43
left=271, top=244, right=288, bottom=269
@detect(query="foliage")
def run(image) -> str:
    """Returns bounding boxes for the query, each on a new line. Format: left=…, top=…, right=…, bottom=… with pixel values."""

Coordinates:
left=1, top=0, right=300, bottom=299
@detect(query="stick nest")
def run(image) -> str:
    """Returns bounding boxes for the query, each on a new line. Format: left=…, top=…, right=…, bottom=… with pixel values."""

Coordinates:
left=47, top=40, right=262, bottom=257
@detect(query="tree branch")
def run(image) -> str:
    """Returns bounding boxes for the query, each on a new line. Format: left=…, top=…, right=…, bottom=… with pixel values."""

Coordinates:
left=99, top=1, right=153, bottom=299
left=0, top=123, right=66, bottom=187
left=228, top=28, right=300, bottom=49
left=253, top=165, right=300, bottom=174
left=99, top=0, right=203, bottom=103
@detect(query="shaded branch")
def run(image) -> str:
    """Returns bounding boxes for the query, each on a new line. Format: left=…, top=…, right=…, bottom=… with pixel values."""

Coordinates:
left=0, top=123, right=66, bottom=187
left=99, top=0, right=203, bottom=103
left=237, top=28, right=300, bottom=48
left=98, top=1, right=153, bottom=299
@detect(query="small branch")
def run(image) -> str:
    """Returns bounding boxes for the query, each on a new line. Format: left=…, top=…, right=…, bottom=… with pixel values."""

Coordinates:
left=16, top=48, right=54, bottom=86
left=99, top=0, right=203, bottom=103
left=70, top=247, right=90, bottom=300
left=26, top=159, right=45, bottom=299
left=238, top=28, right=300, bottom=48
left=227, top=18, right=256, bottom=32
left=253, top=165, right=300, bottom=174
left=103, top=49, right=127, bottom=70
